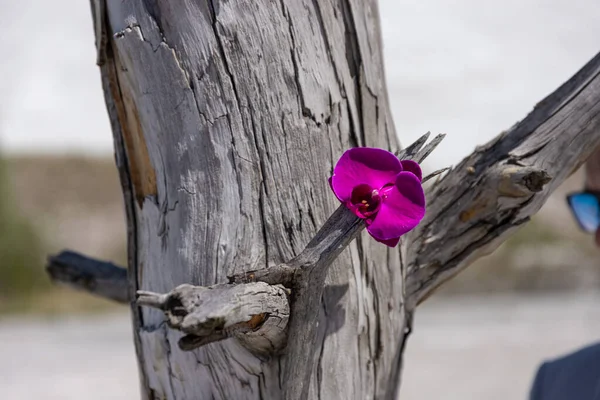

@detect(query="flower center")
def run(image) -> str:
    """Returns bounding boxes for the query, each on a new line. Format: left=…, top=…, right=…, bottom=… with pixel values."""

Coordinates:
left=350, top=184, right=383, bottom=218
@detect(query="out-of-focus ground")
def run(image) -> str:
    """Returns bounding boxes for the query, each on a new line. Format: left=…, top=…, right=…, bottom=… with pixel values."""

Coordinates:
left=0, top=313, right=139, bottom=400
left=1, top=293, right=598, bottom=400
left=402, top=292, right=600, bottom=400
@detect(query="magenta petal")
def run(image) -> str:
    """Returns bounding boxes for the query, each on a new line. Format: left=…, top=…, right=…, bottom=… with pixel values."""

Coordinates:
left=366, top=171, right=425, bottom=240
left=400, top=160, right=423, bottom=182
left=373, top=236, right=401, bottom=247
left=331, top=147, right=402, bottom=202
left=394, top=171, right=426, bottom=207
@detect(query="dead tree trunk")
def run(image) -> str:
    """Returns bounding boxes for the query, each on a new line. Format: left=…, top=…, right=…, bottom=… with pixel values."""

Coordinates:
left=92, top=0, right=408, bottom=399
left=47, top=1, right=600, bottom=399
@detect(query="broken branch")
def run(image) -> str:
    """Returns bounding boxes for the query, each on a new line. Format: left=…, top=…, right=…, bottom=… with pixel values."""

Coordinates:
left=137, top=282, right=290, bottom=356
left=46, top=250, right=129, bottom=303
left=404, top=51, right=600, bottom=307
left=227, top=132, right=444, bottom=287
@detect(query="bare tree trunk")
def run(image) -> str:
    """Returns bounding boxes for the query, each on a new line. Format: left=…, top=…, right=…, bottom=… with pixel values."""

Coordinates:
left=92, top=0, right=404, bottom=399
left=71, top=1, right=600, bottom=399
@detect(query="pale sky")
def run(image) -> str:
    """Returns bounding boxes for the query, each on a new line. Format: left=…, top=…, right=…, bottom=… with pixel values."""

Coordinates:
left=1, top=0, right=599, bottom=170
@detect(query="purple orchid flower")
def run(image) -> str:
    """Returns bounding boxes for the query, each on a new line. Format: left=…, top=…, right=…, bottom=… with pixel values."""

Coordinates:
left=329, top=147, right=426, bottom=247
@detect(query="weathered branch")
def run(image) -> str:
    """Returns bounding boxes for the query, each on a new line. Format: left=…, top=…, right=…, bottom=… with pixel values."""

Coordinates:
left=228, top=132, right=444, bottom=287
left=46, top=250, right=128, bottom=303
left=422, top=167, right=451, bottom=184
left=45, top=253, right=290, bottom=357
left=137, top=282, right=289, bottom=356
left=404, top=50, right=600, bottom=308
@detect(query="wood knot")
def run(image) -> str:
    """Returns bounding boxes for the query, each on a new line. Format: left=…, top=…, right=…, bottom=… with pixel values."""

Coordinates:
left=498, top=166, right=552, bottom=197
left=522, top=170, right=551, bottom=192
left=136, top=282, right=289, bottom=355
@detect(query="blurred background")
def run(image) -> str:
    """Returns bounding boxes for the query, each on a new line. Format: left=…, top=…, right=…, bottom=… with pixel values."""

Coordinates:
left=1, top=0, right=599, bottom=399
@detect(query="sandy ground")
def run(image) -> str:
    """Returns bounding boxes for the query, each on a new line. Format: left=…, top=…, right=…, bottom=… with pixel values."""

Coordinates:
left=1, top=292, right=598, bottom=400
left=0, top=313, right=139, bottom=400
left=401, top=292, right=600, bottom=400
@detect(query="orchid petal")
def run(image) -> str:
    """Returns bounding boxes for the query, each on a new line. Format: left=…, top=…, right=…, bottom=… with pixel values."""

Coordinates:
left=366, top=171, right=425, bottom=240
left=400, top=160, right=423, bottom=182
left=330, top=147, right=402, bottom=202
left=373, top=236, right=401, bottom=247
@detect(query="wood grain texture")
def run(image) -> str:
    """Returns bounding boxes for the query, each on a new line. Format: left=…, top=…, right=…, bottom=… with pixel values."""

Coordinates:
left=95, top=0, right=403, bottom=399
left=137, top=282, right=290, bottom=356
left=404, top=51, right=600, bottom=308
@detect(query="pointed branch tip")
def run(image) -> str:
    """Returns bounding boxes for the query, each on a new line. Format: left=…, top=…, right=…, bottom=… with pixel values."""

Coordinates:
left=397, top=132, right=446, bottom=163
left=136, top=290, right=168, bottom=309
left=396, top=131, right=430, bottom=159
left=136, top=282, right=290, bottom=355
left=414, top=133, right=446, bottom=163
left=422, top=166, right=451, bottom=184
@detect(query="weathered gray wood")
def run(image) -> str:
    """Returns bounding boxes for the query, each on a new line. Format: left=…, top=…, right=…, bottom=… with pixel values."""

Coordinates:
left=421, top=167, right=450, bottom=184
left=137, top=282, right=290, bottom=356
left=90, top=0, right=151, bottom=394
left=46, top=250, right=128, bottom=303
left=413, top=133, right=446, bottom=164
left=93, top=0, right=403, bottom=399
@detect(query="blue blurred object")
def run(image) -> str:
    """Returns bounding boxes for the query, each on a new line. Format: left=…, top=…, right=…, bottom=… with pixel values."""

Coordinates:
left=566, top=191, right=600, bottom=233
left=529, top=342, right=600, bottom=400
